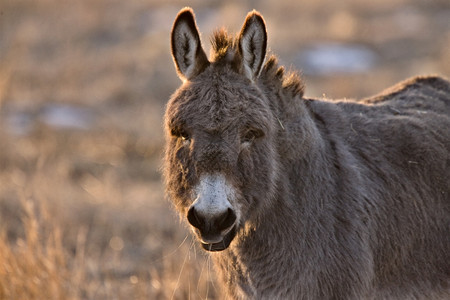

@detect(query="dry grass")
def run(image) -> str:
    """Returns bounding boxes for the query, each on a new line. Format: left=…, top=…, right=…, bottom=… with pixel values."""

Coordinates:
left=0, top=196, right=71, bottom=299
left=0, top=0, right=448, bottom=299
left=0, top=128, right=217, bottom=299
left=0, top=194, right=217, bottom=299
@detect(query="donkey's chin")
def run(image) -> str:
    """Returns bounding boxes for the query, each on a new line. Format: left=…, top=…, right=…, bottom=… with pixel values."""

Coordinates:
left=200, top=226, right=237, bottom=252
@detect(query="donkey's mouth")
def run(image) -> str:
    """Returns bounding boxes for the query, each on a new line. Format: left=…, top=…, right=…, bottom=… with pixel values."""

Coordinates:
left=201, top=226, right=237, bottom=252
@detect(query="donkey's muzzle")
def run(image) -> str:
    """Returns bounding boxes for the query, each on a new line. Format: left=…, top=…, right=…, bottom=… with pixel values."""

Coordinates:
left=187, top=206, right=237, bottom=251
left=201, top=226, right=236, bottom=251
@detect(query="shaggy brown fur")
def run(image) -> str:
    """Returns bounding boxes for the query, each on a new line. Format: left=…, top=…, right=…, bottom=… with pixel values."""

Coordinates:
left=164, top=7, right=450, bottom=299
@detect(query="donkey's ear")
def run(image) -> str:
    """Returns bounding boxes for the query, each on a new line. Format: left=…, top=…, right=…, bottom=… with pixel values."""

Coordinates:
left=171, top=8, right=209, bottom=81
left=237, top=11, right=267, bottom=81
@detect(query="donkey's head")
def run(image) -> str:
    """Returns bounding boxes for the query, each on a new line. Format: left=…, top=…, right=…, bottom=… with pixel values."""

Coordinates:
left=164, top=8, right=281, bottom=251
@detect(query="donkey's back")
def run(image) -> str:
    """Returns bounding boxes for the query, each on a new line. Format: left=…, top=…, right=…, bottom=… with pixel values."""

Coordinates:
left=309, top=75, right=450, bottom=162
left=361, top=75, right=450, bottom=116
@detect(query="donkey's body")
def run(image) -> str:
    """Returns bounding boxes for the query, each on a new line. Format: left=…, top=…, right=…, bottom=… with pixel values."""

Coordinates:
left=164, top=8, right=450, bottom=299
left=214, top=76, right=450, bottom=299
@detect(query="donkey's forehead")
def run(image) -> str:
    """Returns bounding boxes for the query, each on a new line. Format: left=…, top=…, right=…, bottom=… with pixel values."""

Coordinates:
left=195, top=64, right=247, bottom=86
left=182, top=68, right=263, bottom=108
left=169, top=71, right=270, bottom=129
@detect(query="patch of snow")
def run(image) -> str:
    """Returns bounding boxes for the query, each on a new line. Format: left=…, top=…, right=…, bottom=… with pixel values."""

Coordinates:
left=296, top=43, right=378, bottom=75
left=39, top=104, right=93, bottom=130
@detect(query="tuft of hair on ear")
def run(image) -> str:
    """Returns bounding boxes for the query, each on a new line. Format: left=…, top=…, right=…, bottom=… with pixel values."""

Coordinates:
left=171, top=7, right=209, bottom=81
left=261, top=55, right=281, bottom=82
left=260, top=54, right=305, bottom=98
left=276, top=66, right=285, bottom=80
left=282, top=70, right=305, bottom=97
left=210, top=28, right=235, bottom=61
left=260, top=55, right=279, bottom=79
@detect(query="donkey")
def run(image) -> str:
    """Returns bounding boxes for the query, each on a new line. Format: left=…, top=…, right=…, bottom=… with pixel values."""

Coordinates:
left=164, top=7, right=450, bottom=299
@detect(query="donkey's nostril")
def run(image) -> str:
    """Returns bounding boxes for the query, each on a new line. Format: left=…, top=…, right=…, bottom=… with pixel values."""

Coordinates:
left=187, top=206, right=236, bottom=233
left=187, top=206, right=204, bottom=229
left=216, top=208, right=236, bottom=231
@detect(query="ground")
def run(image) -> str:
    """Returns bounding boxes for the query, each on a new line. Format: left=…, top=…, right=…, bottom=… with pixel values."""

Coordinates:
left=0, top=0, right=449, bottom=299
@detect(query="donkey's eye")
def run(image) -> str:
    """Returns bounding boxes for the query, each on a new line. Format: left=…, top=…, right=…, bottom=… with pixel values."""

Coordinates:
left=180, top=131, right=190, bottom=141
left=171, top=128, right=190, bottom=141
left=242, top=129, right=263, bottom=144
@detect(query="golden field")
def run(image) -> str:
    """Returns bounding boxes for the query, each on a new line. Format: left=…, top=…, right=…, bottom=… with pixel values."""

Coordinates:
left=0, top=0, right=449, bottom=299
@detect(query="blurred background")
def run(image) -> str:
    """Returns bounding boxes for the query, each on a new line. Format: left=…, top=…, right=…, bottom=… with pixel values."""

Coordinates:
left=0, top=0, right=449, bottom=299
